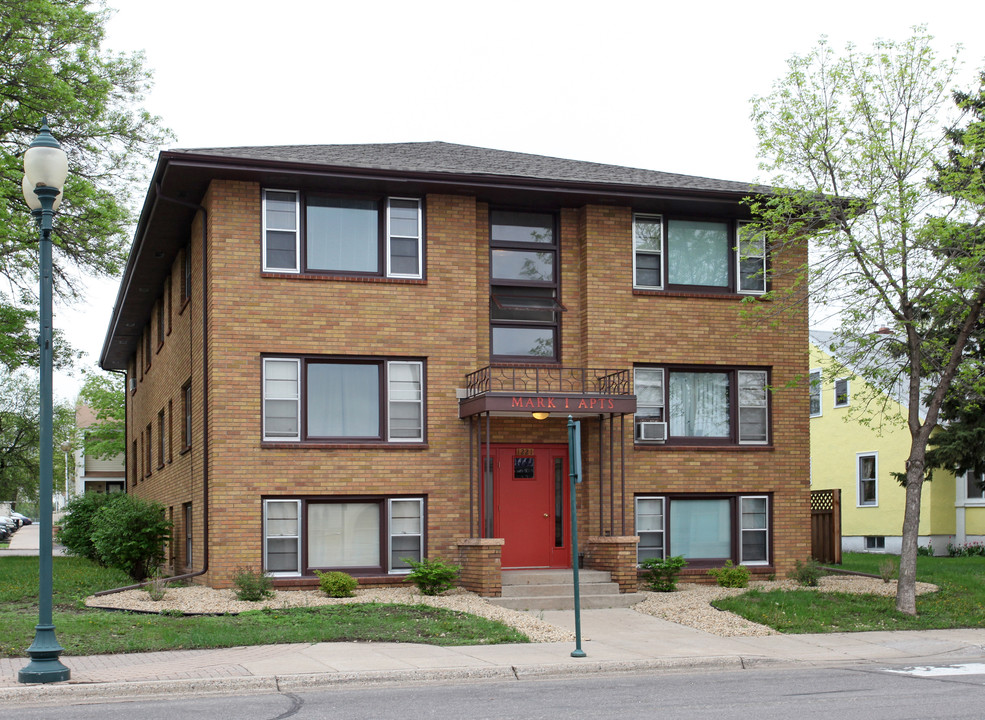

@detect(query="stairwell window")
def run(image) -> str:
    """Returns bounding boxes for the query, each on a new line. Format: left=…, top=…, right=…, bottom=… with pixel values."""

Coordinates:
left=262, top=190, right=423, bottom=279
left=809, top=369, right=822, bottom=417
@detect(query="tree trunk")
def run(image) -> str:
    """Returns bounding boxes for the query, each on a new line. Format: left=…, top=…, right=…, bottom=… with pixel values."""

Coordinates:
left=895, top=454, right=926, bottom=615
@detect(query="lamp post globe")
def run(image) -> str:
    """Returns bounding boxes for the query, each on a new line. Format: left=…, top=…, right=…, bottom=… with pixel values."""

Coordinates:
left=18, top=119, right=71, bottom=685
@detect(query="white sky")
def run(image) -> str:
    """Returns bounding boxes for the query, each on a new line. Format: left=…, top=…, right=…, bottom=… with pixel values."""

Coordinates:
left=54, top=0, right=985, bottom=399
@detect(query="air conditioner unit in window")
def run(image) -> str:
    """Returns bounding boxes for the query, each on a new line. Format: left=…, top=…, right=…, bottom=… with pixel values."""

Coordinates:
left=637, top=421, right=667, bottom=442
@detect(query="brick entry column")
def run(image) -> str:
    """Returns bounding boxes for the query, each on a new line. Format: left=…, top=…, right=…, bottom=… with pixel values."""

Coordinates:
left=457, top=538, right=505, bottom=597
left=584, top=536, right=640, bottom=592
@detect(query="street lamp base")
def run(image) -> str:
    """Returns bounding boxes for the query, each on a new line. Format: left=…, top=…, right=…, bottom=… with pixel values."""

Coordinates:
left=18, top=625, right=70, bottom=683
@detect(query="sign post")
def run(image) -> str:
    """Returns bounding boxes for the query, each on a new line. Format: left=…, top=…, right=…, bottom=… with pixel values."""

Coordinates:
left=567, top=415, right=586, bottom=658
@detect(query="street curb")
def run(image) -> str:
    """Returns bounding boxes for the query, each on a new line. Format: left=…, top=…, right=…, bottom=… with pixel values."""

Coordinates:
left=0, top=655, right=785, bottom=706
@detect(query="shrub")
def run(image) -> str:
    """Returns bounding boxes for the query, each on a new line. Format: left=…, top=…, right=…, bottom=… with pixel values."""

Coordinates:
left=145, top=569, right=167, bottom=601
left=639, top=555, right=687, bottom=592
left=232, top=567, right=274, bottom=601
left=878, top=558, right=897, bottom=583
left=58, top=492, right=115, bottom=562
left=90, top=494, right=172, bottom=580
left=403, top=557, right=460, bottom=596
left=708, top=560, right=750, bottom=588
left=315, top=570, right=358, bottom=598
left=917, top=545, right=934, bottom=556
left=788, top=558, right=826, bottom=587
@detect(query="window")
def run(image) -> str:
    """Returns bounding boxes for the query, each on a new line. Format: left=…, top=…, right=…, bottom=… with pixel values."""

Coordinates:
left=634, top=367, right=769, bottom=445
left=166, top=276, right=172, bottom=334
left=263, top=497, right=424, bottom=576
left=144, top=328, right=151, bottom=370
left=962, top=471, right=985, bottom=503
left=489, top=210, right=561, bottom=361
left=834, top=378, right=850, bottom=407
left=809, top=369, right=822, bottom=417
left=635, top=494, right=770, bottom=566
left=144, top=425, right=152, bottom=477
left=167, top=399, right=174, bottom=463
left=156, top=300, right=164, bottom=349
left=182, top=381, right=192, bottom=451
left=262, top=190, right=423, bottom=279
left=632, top=215, right=767, bottom=294
left=262, top=357, right=424, bottom=443
left=157, top=409, right=166, bottom=469
left=864, top=536, right=886, bottom=551
left=181, top=246, right=192, bottom=305
left=131, top=439, right=137, bottom=486
left=858, top=453, right=877, bottom=506
left=183, top=503, right=193, bottom=568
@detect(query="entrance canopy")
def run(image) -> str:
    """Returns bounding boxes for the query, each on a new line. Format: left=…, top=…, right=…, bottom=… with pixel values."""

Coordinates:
left=459, top=366, right=637, bottom=418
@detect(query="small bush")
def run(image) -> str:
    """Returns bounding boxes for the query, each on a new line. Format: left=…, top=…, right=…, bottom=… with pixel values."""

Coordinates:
left=639, top=555, right=687, bottom=592
left=315, top=570, right=358, bottom=598
left=233, top=567, right=274, bottom=601
left=878, top=558, right=897, bottom=583
left=144, top=569, right=167, bottom=601
left=403, top=557, right=460, bottom=596
left=788, top=558, right=826, bottom=587
left=917, top=545, right=934, bottom=556
left=58, top=492, right=115, bottom=562
left=90, top=494, right=172, bottom=580
left=708, top=560, right=750, bottom=588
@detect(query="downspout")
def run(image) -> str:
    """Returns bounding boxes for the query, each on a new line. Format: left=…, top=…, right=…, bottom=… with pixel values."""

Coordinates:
left=93, top=181, right=212, bottom=597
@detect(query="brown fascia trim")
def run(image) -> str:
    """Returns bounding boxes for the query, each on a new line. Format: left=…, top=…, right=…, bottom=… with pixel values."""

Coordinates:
left=160, top=152, right=770, bottom=205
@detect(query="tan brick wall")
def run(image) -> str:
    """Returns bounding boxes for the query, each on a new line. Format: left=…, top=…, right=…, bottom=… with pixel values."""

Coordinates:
left=584, top=536, right=640, bottom=592
left=457, top=538, right=505, bottom=596
left=124, top=179, right=810, bottom=587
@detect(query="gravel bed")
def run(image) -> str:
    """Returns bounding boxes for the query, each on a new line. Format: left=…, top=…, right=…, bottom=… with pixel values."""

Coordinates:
left=85, top=575, right=938, bottom=642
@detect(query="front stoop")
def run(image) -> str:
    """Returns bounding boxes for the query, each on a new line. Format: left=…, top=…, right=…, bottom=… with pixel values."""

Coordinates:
left=487, top=569, right=642, bottom=611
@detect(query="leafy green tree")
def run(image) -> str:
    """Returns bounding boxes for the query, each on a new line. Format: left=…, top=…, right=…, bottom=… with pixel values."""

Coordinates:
left=0, top=0, right=171, bottom=371
left=0, top=368, right=73, bottom=506
left=58, top=490, right=114, bottom=562
left=77, top=370, right=125, bottom=459
left=748, top=32, right=985, bottom=615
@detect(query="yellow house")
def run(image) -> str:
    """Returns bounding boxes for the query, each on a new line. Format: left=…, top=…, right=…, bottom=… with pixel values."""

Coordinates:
left=809, top=330, right=985, bottom=555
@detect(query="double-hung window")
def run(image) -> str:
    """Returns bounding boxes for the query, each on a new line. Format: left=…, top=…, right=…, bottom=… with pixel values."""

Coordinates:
left=263, top=497, right=424, bottom=576
left=809, top=369, right=822, bottom=417
left=834, top=378, right=850, bottom=407
left=632, top=214, right=767, bottom=294
left=634, top=366, right=770, bottom=445
left=489, top=210, right=563, bottom=361
left=857, top=453, right=877, bottom=506
left=263, top=190, right=423, bottom=279
left=262, top=357, right=424, bottom=443
left=635, top=494, right=770, bottom=566
left=963, top=471, right=985, bottom=503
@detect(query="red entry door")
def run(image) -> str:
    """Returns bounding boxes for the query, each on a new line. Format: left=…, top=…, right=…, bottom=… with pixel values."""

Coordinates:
left=491, top=445, right=569, bottom=568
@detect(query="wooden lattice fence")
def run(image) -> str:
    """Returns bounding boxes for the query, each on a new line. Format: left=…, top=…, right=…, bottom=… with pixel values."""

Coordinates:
left=810, top=488, right=842, bottom=564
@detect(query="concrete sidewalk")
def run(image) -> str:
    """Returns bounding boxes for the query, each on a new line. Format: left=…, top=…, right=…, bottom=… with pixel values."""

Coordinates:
left=1, top=522, right=67, bottom=556
left=2, top=603, right=984, bottom=707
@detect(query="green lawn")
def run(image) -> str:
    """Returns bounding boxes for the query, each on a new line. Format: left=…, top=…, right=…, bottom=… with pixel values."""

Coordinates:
left=712, top=553, right=985, bottom=633
left=0, top=556, right=529, bottom=658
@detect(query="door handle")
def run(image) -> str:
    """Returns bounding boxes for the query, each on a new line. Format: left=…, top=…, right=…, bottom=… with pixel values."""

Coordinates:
left=543, top=513, right=548, bottom=518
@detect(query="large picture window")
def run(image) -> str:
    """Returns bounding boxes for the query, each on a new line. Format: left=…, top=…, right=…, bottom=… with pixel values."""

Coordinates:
left=489, top=210, right=562, bottom=361
left=635, top=494, right=770, bottom=566
left=632, top=214, right=767, bottom=294
left=263, top=357, right=424, bottom=443
left=263, top=190, right=423, bottom=279
left=263, top=497, right=424, bottom=576
left=634, top=367, right=769, bottom=445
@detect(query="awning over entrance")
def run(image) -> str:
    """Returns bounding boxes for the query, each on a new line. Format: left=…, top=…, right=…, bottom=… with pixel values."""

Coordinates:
left=459, top=366, right=637, bottom=418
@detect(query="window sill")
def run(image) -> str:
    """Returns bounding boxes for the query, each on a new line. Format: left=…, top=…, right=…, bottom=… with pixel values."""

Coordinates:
left=179, top=446, right=192, bottom=456
left=634, top=443, right=774, bottom=452
left=261, top=272, right=426, bottom=285
left=632, top=289, right=767, bottom=301
left=262, top=441, right=429, bottom=450
left=179, top=298, right=190, bottom=315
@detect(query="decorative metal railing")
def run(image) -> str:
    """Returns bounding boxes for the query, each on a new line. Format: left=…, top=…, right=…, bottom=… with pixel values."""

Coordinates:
left=464, top=366, right=632, bottom=399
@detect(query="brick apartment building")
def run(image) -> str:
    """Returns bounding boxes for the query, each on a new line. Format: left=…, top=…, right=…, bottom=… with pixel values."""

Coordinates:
left=99, top=142, right=811, bottom=591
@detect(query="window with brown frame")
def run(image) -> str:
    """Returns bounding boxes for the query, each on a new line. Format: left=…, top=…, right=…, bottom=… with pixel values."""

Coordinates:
left=182, top=380, right=192, bottom=451
left=156, top=300, right=164, bottom=350
left=144, top=423, right=152, bottom=477
left=167, top=399, right=174, bottom=463
left=262, top=356, right=424, bottom=444
left=488, top=210, right=561, bottom=362
left=157, top=409, right=166, bottom=469
left=181, top=246, right=192, bottom=307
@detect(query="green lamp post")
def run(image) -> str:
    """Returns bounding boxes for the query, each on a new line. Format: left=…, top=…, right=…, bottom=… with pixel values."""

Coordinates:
left=19, top=119, right=71, bottom=684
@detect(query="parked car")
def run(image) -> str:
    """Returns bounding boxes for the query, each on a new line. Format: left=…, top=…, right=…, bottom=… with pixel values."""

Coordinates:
left=0, top=516, right=16, bottom=537
left=10, top=511, right=31, bottom=526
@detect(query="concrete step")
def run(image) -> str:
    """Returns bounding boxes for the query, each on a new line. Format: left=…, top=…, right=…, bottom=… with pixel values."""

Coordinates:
left=502, top=569, right=612, bottom=586
left=488, top=592, right=644, bottom=611
left=500, top=582, right=622, bottom=598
